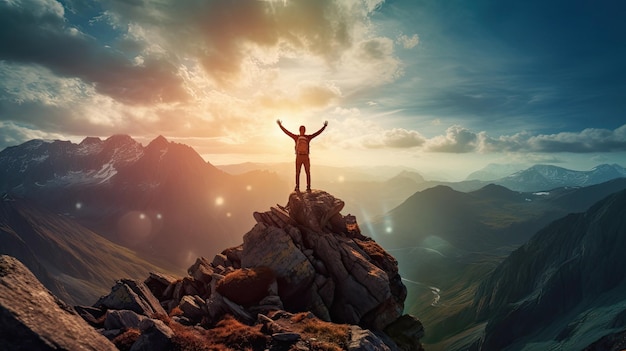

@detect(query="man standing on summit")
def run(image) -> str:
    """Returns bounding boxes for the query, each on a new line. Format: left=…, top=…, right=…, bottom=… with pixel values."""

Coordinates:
left=277, top=119, right=328, bottom=192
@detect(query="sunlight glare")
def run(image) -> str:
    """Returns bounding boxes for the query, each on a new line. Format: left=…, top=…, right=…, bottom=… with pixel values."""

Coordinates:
left=338, top=175, right=345, bottom=182
left=215, top=196, right=224, bottom=206
left=75, top=202, right=82, bottom=210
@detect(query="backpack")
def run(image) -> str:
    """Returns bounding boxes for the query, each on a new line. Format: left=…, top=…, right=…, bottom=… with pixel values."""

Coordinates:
left=296, top=136, right=309, bottom=155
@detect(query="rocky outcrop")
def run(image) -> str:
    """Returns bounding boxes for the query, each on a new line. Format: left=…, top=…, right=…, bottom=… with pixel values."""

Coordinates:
left=0, top=255, right=117, bottom=350
left=1, top=190, right=423, bottom=350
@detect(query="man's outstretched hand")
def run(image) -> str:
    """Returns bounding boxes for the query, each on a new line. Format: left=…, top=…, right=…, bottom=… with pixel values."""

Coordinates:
left=276, top=119, right=282, bottom=125
left=324, top=120, right=328, bottom=126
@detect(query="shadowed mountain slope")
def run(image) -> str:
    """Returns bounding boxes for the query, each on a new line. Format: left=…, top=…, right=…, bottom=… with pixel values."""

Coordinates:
left=464, top=188, right=626, bottom=350
left=0, top=196, right=175, bottom=305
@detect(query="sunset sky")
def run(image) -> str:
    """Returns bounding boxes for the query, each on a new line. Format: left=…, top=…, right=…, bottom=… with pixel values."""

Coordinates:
left=1, top=0, right=625, bottom=179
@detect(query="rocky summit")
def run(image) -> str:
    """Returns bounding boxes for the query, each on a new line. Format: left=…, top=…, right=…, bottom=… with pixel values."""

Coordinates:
left=0, top=190, right=424, bottom=350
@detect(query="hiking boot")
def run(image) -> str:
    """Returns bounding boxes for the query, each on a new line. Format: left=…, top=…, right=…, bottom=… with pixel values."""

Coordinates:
left=306, top=187, right=311, bottom=192
left=294, top=186, right=300, bottom=192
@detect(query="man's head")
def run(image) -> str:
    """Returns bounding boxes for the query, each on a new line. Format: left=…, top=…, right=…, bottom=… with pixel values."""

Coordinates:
left=299, top=126, right=306, bottom=135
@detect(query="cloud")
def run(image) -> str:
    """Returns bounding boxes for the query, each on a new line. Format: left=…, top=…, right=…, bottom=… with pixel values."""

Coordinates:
left=397, top=33, right=419, bottom=49
left=362, top=128, right=426, bottom=149
left=0, top=0, right=188, bottom=105
left=99, top=0, right=386, bottom=83
left=0, top=121, right=69, bottom=150
left=425, top=125, right=482, bottom=153
left=485, top=124, right=626, bottom=153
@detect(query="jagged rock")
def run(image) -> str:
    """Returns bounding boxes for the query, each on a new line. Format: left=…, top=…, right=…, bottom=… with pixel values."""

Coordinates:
left=221, top=246, right=243, bottom=268
left=129, top=318, right=173, bottom=351
left=179, top=295, right=204, bottom=320
left=144, top=272, right=178, bottom=299
left=288, top=190, right=345, bottom=231
left=95, top=279, right=166, bottom=317
left=0, top=255, right=117, bottom=350
left=348, top=326, right=392, bottom=351
left=75, top=305, right=107, bottom=327
left=212, top=253, right=230, bottom=268
left=384, top=315, right=425, bottom=351
left=104, top=309, right=147, bottom=330
left=205, top=291, right=227, bottom=324
left=242, top=224, right=316, bottom=301
left=187, top=257, right=214, bottom=284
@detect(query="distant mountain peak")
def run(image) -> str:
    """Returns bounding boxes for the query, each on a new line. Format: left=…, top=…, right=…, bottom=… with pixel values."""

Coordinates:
left=147, top=135, right=169, bottom=150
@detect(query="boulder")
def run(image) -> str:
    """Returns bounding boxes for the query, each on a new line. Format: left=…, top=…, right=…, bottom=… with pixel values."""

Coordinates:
left=241, top=224, right=316, bottom=300
left=178, top=295, right=204, bottom=320
left=288, top=190, right=345, bottom=231
left=129, top=318, right=173, bottom=351
left=144, top=272, right=178, bottom=300
left=94, top=279, right=166, bottom=317
left=0, top=255, right=117, bottom=350
left=104, top=309, right=147, bottom=330
left=348, top=326, right=391, bottom=351
left=384, top=314, right=425, bottom=351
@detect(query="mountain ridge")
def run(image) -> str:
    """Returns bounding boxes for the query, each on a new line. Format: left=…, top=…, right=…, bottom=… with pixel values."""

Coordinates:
left=0, top=135, right=288, bottom=268
left=465, top=188, right=626, bottom=350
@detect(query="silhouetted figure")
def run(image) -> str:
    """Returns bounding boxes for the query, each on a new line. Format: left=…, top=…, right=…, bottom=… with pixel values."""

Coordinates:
left=277, top=119, right=328, bottom=192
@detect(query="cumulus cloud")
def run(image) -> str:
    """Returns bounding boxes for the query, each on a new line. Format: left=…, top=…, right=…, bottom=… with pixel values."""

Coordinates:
left=362, top=128, right=426, bottom=149
left=425, top=125, right=482, bottom=153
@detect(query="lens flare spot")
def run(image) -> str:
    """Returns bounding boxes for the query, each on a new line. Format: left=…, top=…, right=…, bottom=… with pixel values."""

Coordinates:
left=156, top=213, right=162, bottom=220
left=226, top=212, right=232, bottom=217
left=215, top=197, right=224, bottom=206
left=75, top=202, right=82, bottom=210
left=338, top=175, right=345, bottom=182
left=385, top=226, right=393, bottom=234
left=139, top=213, right=146, bottom=220
left=246, top=185, right=252, bottom=191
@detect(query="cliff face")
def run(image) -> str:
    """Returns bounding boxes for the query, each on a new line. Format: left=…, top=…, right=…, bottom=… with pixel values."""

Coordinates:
left=0, top=190, right=424, bottom=350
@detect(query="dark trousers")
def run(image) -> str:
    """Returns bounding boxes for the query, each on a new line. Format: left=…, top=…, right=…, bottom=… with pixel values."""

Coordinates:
left=295, top=154, right=311, bottom=189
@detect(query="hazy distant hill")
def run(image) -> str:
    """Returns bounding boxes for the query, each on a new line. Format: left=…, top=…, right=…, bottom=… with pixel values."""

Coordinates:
left=461, top=188, right=626, bottom=350
left=0, top=196, right=172, bottom=305
left=0, top=135, right=288, bottom=268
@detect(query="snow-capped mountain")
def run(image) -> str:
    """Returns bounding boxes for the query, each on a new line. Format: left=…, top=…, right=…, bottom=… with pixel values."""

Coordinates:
left=465, top=163, right=527, bottom=181
left=0, top=135, right=288, bottom=269
left=496, top=164, right=626, bottom=191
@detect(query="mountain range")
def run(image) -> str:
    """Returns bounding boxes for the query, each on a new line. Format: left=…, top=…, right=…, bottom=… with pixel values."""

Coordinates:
left=0, top=135, right=288, bottom=268
left=367, top=178, right=626, bottom=349
left=3, top=135, right=626, bottom=350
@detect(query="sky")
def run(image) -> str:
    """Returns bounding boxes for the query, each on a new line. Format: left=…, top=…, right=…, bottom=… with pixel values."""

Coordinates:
left=1, top=0, right=625, bottom=180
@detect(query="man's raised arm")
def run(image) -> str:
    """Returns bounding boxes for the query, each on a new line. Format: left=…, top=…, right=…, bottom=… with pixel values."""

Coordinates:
left=277, top=119, right=296, bottom=138
left=310, top=121, right=328, bottom=139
